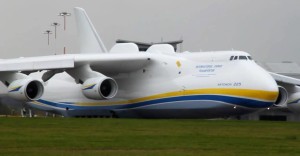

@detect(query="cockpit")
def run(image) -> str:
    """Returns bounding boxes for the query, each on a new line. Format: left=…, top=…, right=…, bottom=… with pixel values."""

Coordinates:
left=229, top=55, right=253, bottom=61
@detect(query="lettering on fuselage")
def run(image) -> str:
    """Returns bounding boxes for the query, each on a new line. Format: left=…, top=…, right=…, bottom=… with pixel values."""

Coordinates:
left=194, top=64, right=223, bottom=77
left=217, top=82, right=242, bottom=87
left=196, top=64, right=223, bottom=72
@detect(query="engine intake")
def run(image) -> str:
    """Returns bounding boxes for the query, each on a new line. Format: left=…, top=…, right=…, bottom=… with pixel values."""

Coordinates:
left=8, top=79, right=44, bottom=101
left=274, top=86, right=288, bottom=107
left=82, top=77, right=118, bottom=100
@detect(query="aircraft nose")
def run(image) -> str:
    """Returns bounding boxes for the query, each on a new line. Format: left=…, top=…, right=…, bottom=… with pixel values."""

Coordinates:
left=248, top=67, right=279, bottom=107
left=233, top=62, right=279, bottom=108
left=258, top=75, right=279, bottom=92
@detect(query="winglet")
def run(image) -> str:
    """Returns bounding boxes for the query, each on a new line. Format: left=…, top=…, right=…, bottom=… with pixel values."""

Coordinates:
left=74, top=7, right=108, bottom=53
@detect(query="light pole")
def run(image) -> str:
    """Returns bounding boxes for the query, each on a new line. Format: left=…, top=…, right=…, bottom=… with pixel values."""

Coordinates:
left=43, top=30, right=52, bottom=45
left=58, top=12, right=71, bottom=31
left=51, top=22, right=60, bottom=39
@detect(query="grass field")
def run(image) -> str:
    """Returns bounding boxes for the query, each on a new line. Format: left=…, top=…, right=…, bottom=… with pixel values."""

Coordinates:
left=0, top=118, right=300, bottom=156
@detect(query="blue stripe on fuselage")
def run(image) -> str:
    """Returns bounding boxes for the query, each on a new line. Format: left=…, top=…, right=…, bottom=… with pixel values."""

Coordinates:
left=35, top=94, right=273, bottom=110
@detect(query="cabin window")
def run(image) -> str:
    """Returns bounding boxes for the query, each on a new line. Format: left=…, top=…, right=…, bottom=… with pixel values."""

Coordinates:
left=229, top=56, right=234, bottom=60
left=239, top=56, right=248, bottom=60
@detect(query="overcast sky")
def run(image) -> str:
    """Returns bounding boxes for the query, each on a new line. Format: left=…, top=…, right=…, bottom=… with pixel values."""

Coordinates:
left=0, top=0, right=300, bottom=63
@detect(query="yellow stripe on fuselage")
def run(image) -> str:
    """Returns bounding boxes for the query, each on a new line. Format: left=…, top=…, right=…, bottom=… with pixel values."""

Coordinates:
left=185, top=88, right=278, bottom=101
left=75, top=88, right=278, bottom=106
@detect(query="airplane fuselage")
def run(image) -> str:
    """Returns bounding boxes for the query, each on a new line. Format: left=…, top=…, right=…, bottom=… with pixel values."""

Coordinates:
left=24, top=51, right=279, bottom=118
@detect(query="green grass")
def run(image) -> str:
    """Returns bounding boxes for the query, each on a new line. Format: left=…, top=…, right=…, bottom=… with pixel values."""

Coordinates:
left=0, top=118, right=300, bottom=156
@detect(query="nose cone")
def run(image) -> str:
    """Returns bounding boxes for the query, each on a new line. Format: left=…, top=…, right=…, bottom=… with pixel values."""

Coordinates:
left=257, top=77, right=279, bottom=106
left=257, top=65, right=279, bottom=98
left=237, top=63, right=279, bottom=108
left=255, top=71, right=279, bottom=93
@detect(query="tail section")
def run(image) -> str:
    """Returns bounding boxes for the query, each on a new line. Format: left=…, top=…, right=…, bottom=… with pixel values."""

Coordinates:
left=74, top=7, right=108, bottom=53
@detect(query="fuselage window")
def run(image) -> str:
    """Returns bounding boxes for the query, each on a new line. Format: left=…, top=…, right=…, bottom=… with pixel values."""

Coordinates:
left=230, top=56, right=234, bottom=60
left=233, top=56, right=238, bottom=60
left=247, top=56, right=253, bottom=60
left=239, top=56, right=248, bottom=60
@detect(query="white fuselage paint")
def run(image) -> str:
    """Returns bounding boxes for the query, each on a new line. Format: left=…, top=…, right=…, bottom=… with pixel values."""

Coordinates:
left=1, top=51, right=279, bottom=118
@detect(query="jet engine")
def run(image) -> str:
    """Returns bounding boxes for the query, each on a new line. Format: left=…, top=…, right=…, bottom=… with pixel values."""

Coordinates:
left=82, top=77, right=118, bottom=100
left=8, top=79, right=44, bottom=101
left=273, top=86, right=288, bottom=107
left=287, top=92, right=300, bottom=113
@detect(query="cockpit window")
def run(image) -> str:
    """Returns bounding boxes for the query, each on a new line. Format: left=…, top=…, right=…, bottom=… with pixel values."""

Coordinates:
left=239, top=56, right=248, bottom=60
left=230, top=55, right=253, bottom=61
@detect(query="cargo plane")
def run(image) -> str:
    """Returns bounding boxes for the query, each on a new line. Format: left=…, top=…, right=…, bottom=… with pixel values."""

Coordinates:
left=0, top=7, right=299, bottom=118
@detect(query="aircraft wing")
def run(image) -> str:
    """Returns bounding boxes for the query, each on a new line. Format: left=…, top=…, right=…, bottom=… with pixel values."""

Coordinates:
left=269, top=72, right=300, bottom=86
left=74, top=53, right=150, bottom=75
left=0, top=53, right=150, bottom=75
left=0, top=55, right=75, bottom=72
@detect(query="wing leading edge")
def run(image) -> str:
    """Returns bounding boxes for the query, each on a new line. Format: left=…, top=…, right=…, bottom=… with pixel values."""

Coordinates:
left=0, top=53, right=150, bottom=75
left=269, top=72, right=300, bottom=86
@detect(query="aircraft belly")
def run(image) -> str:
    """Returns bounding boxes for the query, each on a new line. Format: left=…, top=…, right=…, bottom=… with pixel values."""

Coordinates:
left=113, top=100, right=257, bottom=118
left=40, top=100, right=258, bottom=118
left=27, top=102, right=59, bottom=112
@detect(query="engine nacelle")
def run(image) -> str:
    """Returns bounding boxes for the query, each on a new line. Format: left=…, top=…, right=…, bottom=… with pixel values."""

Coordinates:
left=82, top=77, right=118, bottom=100
left=273, top=86, right=288, bottom=107
left=287, top=92, right=300, bottom=113
left=8, top=79, right=44, bottom=101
